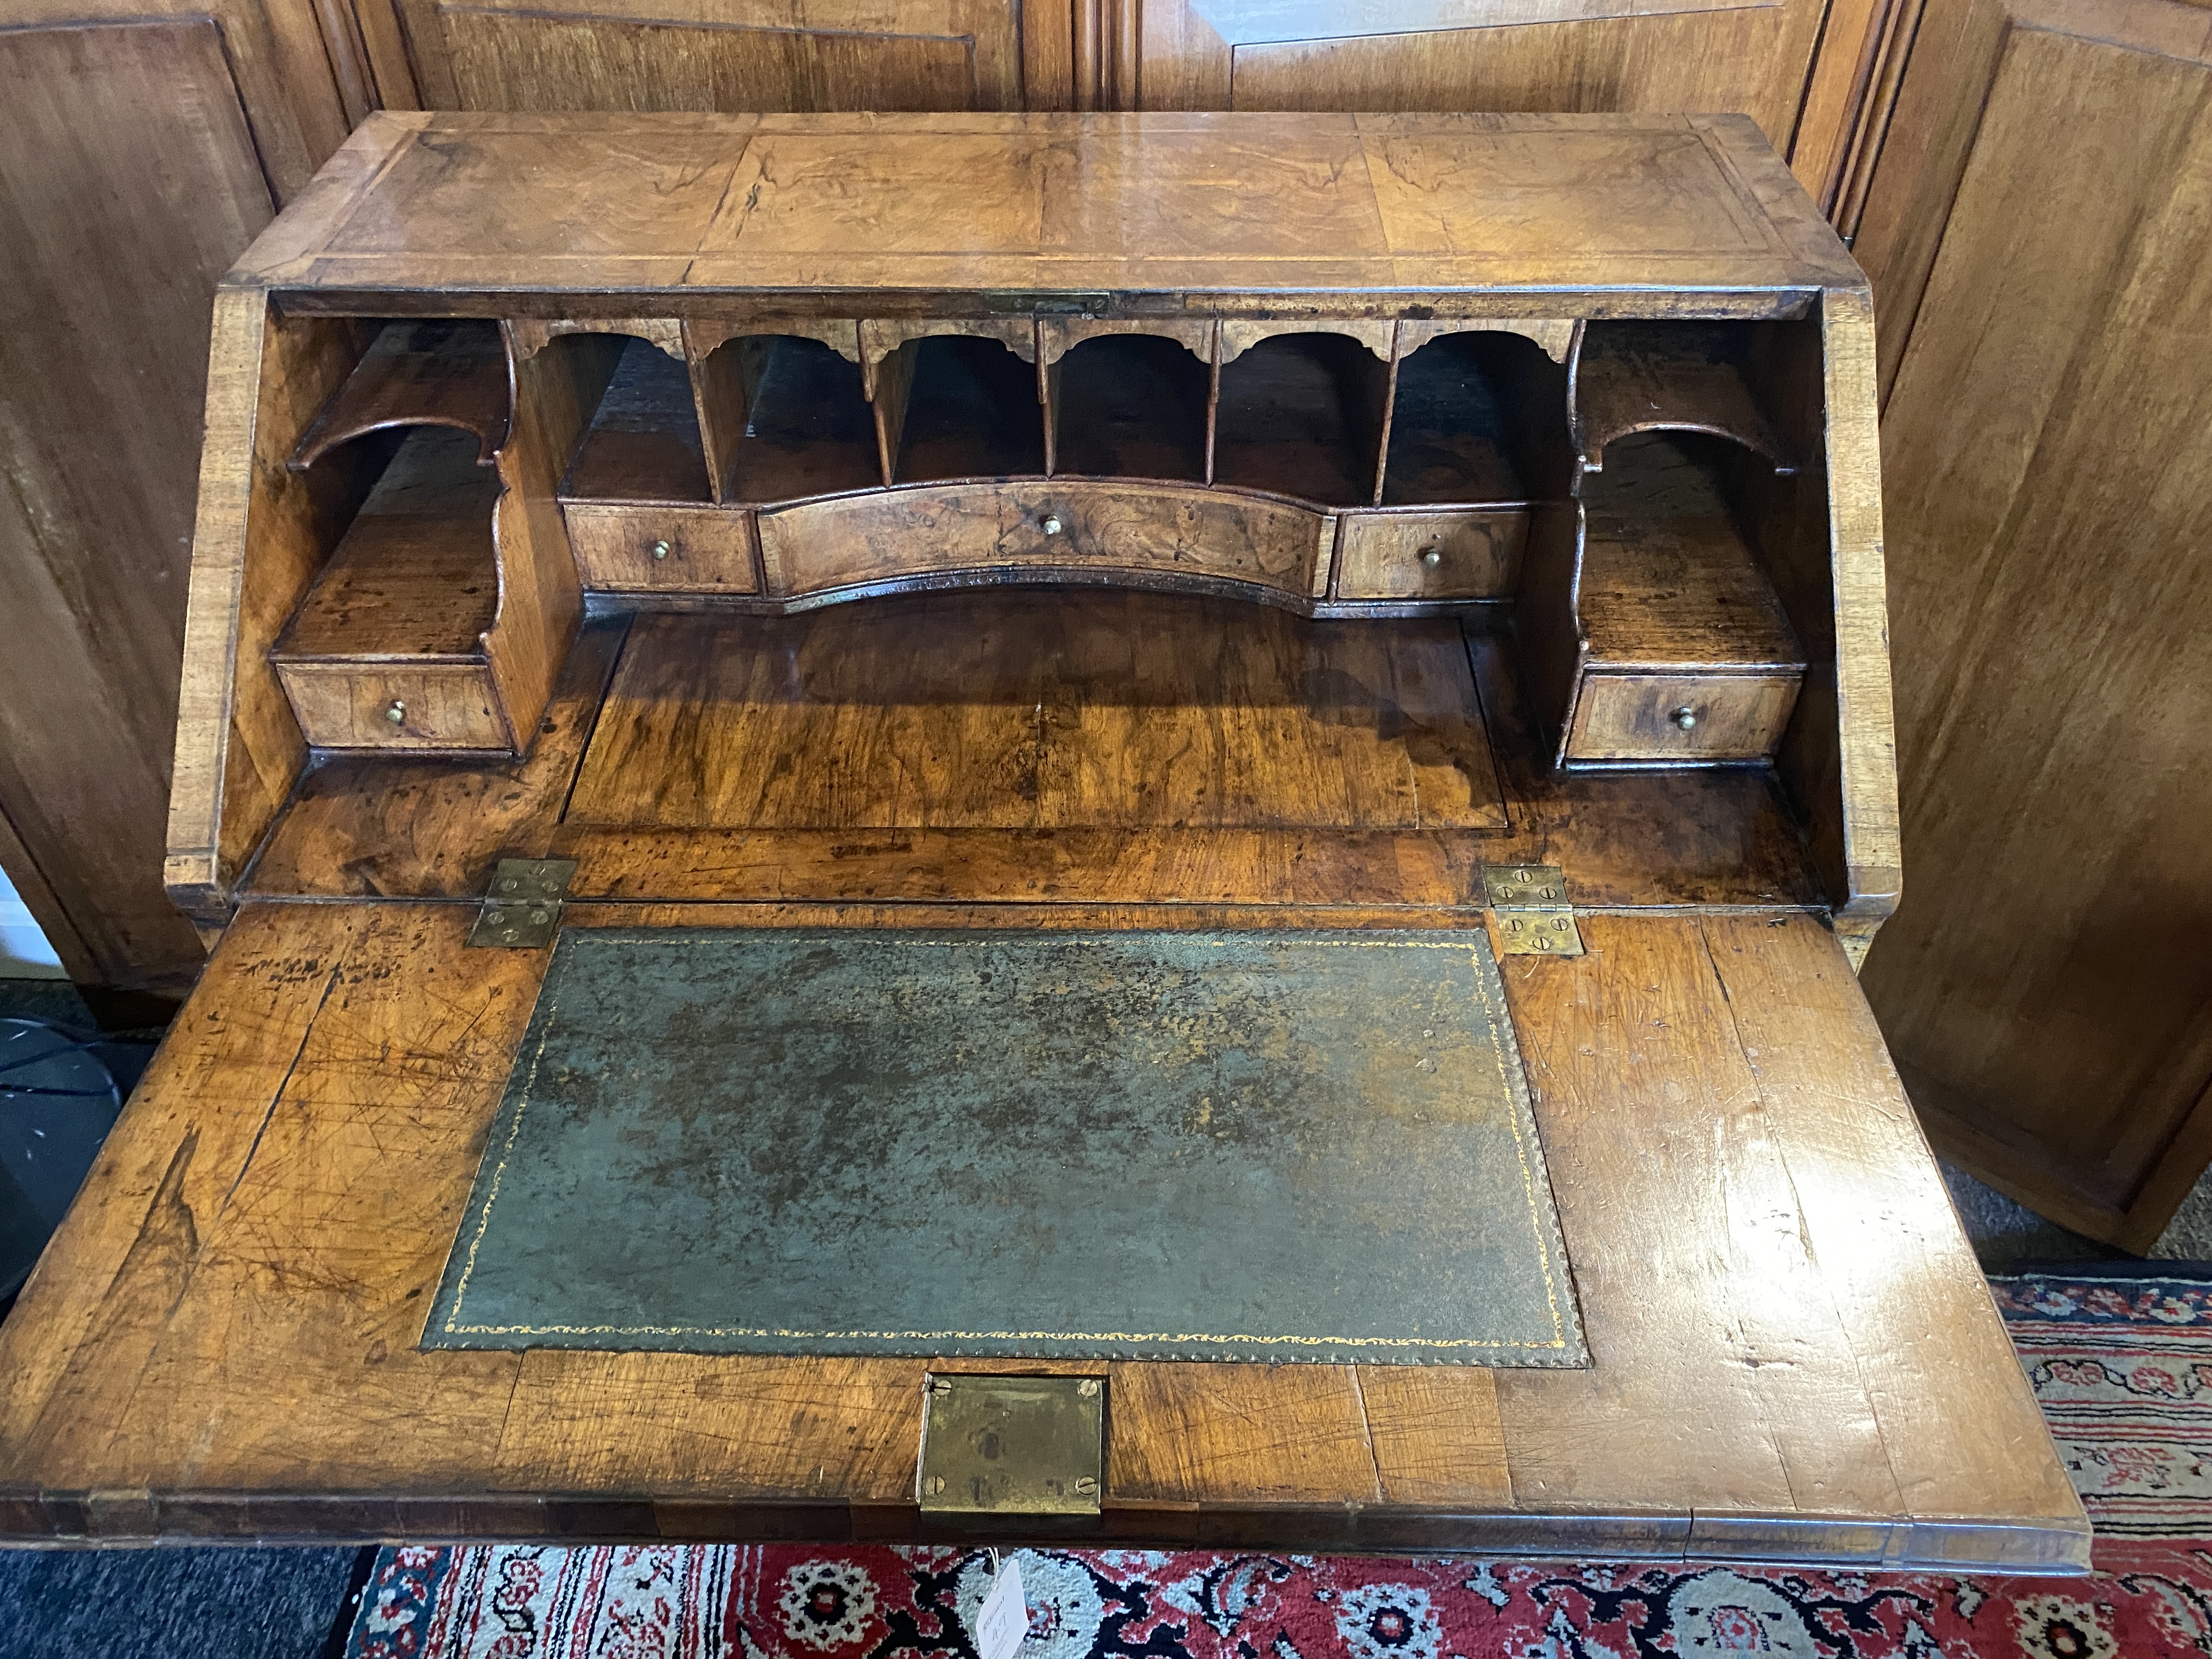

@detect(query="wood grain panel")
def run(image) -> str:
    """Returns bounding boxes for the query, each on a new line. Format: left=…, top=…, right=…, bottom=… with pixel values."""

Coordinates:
left=1106, top=1363, right=1380, bottom=1505
left=563, top=598, right=1507, bottom=831
left=37, top=906, right=539, bottom=1496
left=1567, top=674, right=1799, bottom=761
left=1493, top=915, right=1916, bottom=1528
left=1703, top=914, right=2086, bottom=1561
left=1857, top=4, right=2212, bottom=1246
left=1336, top=511, right=1528, bottom=600
left=0, top=20, right=281, bottom=986
left=1131, top=0, right=1886, bottom=212
left=758, top=481, right=1329, bottom=600
left=378, top=0, right=1023, bottom=114
left=0, top=904, right=376, bottom=1468
left=272, top=662, right=510, bottom=750
left=565, top=504, right=758, bottom=590
left=233, top=112, right=1861, bottom=302
left=169, top=304, right=383, bottom=929
left=430, top=6, right=984, bottom=113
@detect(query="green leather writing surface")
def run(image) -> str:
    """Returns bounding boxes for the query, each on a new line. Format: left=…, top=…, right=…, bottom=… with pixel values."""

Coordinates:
left=425, top=928, right=1586, bottom=1365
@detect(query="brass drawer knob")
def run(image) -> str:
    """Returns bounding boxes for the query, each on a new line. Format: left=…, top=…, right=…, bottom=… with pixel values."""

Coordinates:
left=385, top=699, right=406, bottom=726
left=652, top=540, right=670, bottom=560
left=1672, top=706, right=1699, bottom=731
left=1420, top=546, right=1443, bottom=567
left=1041, top=513, right=1065, bottom=536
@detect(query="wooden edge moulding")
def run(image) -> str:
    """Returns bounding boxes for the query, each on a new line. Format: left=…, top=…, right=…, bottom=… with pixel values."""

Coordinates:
left=163, top=113, right=1901, bottom=966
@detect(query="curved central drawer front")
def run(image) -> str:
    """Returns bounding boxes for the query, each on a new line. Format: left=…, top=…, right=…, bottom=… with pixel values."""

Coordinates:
left=758, top=482, right=1333, bottom=600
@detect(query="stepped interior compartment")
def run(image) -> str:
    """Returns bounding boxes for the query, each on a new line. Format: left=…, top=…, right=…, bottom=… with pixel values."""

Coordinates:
left=1577, top=431, right=1803, bottom=672
left=1383, top=330, right=1573, bottom=506
left=880, top=335, right=1046, bottom=483
left=560, top=336, right=712, bottom=503
left=276, top=427, right=500, bottom=660
left=1049, top=335, right=1209, bottom=481
left=1558, top=431, right=1807, bottom=765
left=1573, top=320, right=1792, bottom=473
left=270, top=425, right=513, bottom=749
left=290, top=318, right=511, bottom=473
left=1213, top=332, right=1389, bottom=505
left=700, top=335, right=878, bottom=504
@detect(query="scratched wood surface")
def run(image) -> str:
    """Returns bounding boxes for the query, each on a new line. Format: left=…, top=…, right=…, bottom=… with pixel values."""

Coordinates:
left=232, top=110, right=1861, bottom=307
left=0, top=902, right=2085, bottom=1566
left=563, top=597, right=1505, bottom=831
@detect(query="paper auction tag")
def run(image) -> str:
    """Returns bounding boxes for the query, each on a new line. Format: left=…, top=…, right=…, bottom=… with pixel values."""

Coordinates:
left=973, top=1556, right=1028, bottom=1659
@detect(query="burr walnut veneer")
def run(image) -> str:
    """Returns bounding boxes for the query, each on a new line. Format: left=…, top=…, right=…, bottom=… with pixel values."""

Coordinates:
left=0, top=112, right=2084, bottom=1570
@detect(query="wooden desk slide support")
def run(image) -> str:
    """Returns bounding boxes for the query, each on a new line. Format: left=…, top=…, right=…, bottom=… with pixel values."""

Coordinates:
left=5, top=113, right=2065, bottom=1567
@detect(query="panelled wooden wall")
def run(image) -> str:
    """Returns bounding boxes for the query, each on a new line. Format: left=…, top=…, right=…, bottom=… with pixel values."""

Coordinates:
left=1118, top=0, right=1901, bottom=213
left=336, top=0, right=1056, bottom=115
left=1850, top=0, right=2212, bottom=1249
left=0, top=3, right=352, bottom=992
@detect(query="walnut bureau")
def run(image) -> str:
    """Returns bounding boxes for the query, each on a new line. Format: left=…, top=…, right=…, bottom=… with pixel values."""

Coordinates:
left=0, top=112, right=2086, bottom=1570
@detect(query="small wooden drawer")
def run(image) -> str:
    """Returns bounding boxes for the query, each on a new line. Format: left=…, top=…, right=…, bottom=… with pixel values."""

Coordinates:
left=1567, top=672, right=1801, bottom=762
left=1334, top=510, right=1528, bottom=599
left=758, top=481, right=1331, bottom=600
left=565, top=504, right=757, bottom=592
left=273, top=662, right=511, bottom=751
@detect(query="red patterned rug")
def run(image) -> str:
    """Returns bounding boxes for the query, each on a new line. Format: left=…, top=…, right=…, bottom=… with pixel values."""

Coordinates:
left=347, top=1277, right=2212, bottom=1659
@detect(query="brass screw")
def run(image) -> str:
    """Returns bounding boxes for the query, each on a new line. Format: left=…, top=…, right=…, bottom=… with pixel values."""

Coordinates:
left=1074, top=1476, right=1098, bottom=1495
left=923, top=1475, right=946, bottom=1496
left=1077, top=1379, right=1100, bottom=1397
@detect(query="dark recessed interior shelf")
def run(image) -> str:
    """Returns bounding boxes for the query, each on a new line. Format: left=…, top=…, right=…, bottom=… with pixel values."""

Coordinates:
left=890, top=335, right=1045, bottom=483
left=1050, top=335, right=1209, bottom=481
left=717, top=335, right=878, bottom=504
left=1385, top=331, right=1571, bottom=507
left=1213, top=333, right=1387, bottom=506
left=275, top=425, right=501, bottom=662
left=562, top=337, right=711, bottom=503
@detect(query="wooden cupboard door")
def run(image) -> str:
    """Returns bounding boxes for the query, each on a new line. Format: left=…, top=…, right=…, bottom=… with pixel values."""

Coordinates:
left=362, top=0, right=1035, bottom=114
left=0, top=9, right=350, bottom=990
left=1121, top=0, right=1889, bottom=212
left=1853, top=0, right=2212, bottom=1249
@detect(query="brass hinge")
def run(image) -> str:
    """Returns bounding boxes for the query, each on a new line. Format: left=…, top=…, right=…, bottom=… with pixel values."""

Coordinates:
left=467, top=858, right=577, bottom=949
left=1484, top=863, right=1584, bottom=956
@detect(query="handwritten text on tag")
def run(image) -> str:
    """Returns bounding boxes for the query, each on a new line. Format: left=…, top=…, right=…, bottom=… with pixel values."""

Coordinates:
left=973, top=1558, right=1028, bottom=1659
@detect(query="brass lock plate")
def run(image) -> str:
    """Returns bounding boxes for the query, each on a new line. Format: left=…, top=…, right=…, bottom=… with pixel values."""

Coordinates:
left=1483, top=863, right=1584, bottom=957
left=917, top=1374, right=1104, bottom=1516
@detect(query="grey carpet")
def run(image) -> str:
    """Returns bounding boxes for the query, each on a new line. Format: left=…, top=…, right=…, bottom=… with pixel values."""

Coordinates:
left=0, top=1545, right=369, bottom=1659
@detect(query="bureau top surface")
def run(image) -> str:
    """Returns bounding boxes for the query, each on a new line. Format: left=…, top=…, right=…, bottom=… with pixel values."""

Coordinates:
left=235, top=111, right=1864, bottom=310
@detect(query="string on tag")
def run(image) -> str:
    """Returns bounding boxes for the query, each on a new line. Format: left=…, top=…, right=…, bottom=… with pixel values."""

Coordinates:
left=973, top=1548, right=1027, bottom=1659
